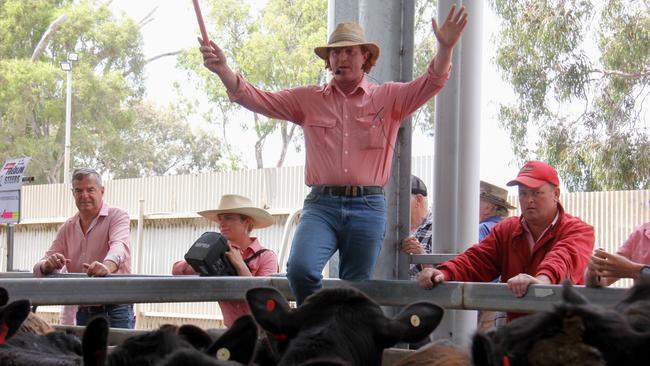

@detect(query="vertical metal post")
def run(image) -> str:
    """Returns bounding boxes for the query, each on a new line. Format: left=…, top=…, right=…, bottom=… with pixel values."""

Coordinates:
left=136, top=199, right=145, bottom=274
left=63, top=68, right=72, bottom=184
left=357, top=0, right=415, bottom=281
left=6, top=223, right=14, bottom=272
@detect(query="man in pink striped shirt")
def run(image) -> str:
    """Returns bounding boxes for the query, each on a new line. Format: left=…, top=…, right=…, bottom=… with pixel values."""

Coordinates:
left=199, top=6, right=468, bottom=304
left=33, top=168, right=134, bottom=328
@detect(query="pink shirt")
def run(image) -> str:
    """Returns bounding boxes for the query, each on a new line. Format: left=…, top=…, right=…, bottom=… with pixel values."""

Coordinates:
left=171, top=238, right=278, bottom=328
left=617, top=222, right=650, bottom=271
left=33, top=202, right=131, bottom=276
left=228, top=60, right=450, bottom=186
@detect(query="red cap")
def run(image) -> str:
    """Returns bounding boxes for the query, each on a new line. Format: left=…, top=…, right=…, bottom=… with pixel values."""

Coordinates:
left=506, top=161, right=560, bottom=188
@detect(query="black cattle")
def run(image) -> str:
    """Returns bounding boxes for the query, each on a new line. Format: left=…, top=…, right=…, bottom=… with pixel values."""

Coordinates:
left=472, top=281, right=650, bottom=366
left=0, top=296, right=83, bottom=366
left=245, top=286, right=444, bottom=366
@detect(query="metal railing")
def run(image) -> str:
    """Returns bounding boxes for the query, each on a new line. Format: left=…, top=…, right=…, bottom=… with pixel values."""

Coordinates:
left=0, top=276, right=628, bottom=313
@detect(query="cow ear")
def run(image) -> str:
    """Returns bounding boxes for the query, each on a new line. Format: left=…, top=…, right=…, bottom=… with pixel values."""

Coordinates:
left=246, top=287, right=296, bottom=336
left=82, top=316, right=108, bottom=366
left=0, top=288, right=8, bottom=307
left=562, top=280, right=589, bottom=305
left=379, top=302, right=444, bottom=346
left=0, top=299, right=30, bottom=344
left=206, top=315, right=258, bottom=364
left=472, top=331, right=499, bottom=366
left=178, top=324, right=213, bottom=350
left=617, top=280, right=650, bottom=307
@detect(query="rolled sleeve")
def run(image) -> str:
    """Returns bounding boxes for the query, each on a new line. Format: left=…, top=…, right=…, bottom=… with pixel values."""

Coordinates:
left=103, top=210, right=131, bottom=271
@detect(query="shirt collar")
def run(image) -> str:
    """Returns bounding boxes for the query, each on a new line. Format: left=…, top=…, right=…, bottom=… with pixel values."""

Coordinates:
left=321, top=75, right=372, bottom=97
left=521, top=208, right=560, bottom=242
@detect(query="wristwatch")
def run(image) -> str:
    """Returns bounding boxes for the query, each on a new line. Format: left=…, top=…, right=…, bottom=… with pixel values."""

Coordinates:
left=639, top=265, right=650, bottom=281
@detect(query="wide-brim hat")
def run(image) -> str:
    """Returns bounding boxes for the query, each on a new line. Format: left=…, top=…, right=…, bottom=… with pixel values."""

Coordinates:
left=198, top=194, right=273, bottom=229
left=314, top=22, right=380, bottom=68
left=480, top=181, right=516, bottom=210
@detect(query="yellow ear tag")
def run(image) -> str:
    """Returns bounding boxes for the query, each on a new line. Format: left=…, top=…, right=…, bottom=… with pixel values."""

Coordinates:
left=217, top=347, right=231, bottom=360
left=410, top=315, right=421, bottom=327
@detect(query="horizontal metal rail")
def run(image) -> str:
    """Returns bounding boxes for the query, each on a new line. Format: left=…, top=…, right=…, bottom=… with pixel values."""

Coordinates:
left=0, top=272, right=171, bottom=278
left=409, top=254, right=457, bottom=265
left=0, top=276, right=628, bottom=313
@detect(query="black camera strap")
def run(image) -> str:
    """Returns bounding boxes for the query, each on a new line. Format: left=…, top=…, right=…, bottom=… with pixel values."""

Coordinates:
left=243, top=248, right=270, bottom=269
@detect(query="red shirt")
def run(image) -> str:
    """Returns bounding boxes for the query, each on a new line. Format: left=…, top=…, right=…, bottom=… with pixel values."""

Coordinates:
left=33, top=202, right=131, bottom=276
left=228, top=60, right=450, bottom=186
left=437, top=204, right=594, bottom=319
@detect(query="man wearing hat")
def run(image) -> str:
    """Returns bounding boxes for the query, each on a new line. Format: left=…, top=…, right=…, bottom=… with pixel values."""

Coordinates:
left=172, top=194, right=278, bottom=327
left=402, top=175, right=433, bottom=279
left=479, top=181, right=516, bottom=241
left=418, top=161, right=594, bottom=322
left=199, top=5, right=468, bottom=305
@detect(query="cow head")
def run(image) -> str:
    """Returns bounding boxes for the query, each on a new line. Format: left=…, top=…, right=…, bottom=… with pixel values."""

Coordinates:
left=472, top=281, right=650, bottom=366
left=246, top=286, right=444, bottom=366
left=0, top=298, right=31, bottom=345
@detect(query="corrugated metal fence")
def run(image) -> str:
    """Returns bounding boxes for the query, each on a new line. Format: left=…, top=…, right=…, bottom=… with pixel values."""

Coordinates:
left=0, top=156, right=648, bottom=328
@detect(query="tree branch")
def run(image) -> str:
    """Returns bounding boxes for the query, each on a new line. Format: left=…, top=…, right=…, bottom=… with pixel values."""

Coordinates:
left=145, top=51, right=182, bottom=64
left=591, top=68, right=650, bottom=78
left=31, top=14, right=68, bottom=62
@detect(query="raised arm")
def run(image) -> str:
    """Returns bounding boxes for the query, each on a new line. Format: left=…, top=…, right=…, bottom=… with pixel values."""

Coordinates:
left=432, top=4, right=469, bottom=75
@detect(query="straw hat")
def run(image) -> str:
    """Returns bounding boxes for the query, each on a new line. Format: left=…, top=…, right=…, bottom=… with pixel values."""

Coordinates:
left=480, top=181, right=516, bottom=210
left=314, top=22, right=380, bottom=70
left=198, top=194, right=273, bottom=229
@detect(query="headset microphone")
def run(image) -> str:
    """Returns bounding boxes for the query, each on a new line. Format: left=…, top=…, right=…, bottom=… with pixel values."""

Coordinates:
left=335, top=68, right=341, bottom=75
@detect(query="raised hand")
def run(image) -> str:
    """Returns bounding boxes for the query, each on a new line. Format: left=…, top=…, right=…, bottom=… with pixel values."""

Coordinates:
left=432, top=4, right=469, bottom=50
left=199, top=37, right=228, bottom=73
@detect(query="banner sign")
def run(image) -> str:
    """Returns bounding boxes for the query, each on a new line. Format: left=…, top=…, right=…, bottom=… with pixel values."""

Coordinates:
left=0, top=157, right=31, bottom=224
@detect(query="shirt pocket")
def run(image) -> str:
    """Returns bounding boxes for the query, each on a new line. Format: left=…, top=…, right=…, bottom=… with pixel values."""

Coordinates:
left=304, top=118, right=337, bottom=148
left=355, top=116, right=384, bottom=150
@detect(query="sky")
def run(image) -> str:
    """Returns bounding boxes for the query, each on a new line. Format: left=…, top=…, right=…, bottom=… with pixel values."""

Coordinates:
left=109, top=0, right=521, bottom=192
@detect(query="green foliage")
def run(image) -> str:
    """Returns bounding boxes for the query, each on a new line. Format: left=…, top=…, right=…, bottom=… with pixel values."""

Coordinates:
left=0, top=0, right=226, bottom=183
left=491, top=0, right=649, bottom=191
left=177, top=0, right=327, bottom=168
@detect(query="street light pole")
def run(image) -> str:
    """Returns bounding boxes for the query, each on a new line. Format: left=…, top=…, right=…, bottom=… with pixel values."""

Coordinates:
left=63, top=66, right=72, bottom=184
left=60, top=52, right=77, bottom=183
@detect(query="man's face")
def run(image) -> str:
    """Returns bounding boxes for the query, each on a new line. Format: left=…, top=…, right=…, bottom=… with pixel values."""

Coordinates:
left=479, top=199, right=495, bottom=221
left=328, top=46, right=368, bottom=82
left=518, top=183, right=560, bottom=225
left=216, top=213, right=251, bottom=240
left=410, top=194, right=428, bottom=229
left=72, top=176, right=104, bottom=218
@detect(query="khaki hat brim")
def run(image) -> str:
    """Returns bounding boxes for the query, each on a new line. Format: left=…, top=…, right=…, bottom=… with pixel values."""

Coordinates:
left=314, top=41, right=380, bottom=66
left=481, top=195, right=517, bottom=210
left=198, top=207, right=274, bottom=229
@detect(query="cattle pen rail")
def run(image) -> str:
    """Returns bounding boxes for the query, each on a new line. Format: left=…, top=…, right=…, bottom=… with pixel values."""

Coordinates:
left=0, top=275, right=628, bottom=313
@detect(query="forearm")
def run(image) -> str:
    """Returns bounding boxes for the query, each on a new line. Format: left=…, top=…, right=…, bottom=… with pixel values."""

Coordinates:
left=103, top=260, right=118, bottom=274
left=433, top=45, right=453, bottom=75
left=215, top=64, right=239, bottom=93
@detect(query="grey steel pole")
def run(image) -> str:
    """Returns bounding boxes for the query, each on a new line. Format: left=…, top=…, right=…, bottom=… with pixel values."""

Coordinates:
left=357, top=0, right=415, bottom=282
left=431, top=0, right=463, bottom=343
left=454, top=0, right=485, bottom=345
left=63, top=68, right=72, bottom=183
left=6, top=223, right=14, bottom=272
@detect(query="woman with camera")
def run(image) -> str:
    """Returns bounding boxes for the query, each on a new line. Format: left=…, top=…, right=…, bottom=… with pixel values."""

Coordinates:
left=172, top=194, right=278, bottom=327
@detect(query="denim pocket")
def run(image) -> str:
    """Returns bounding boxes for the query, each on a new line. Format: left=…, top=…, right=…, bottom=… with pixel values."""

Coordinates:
left=304, top=191, right=321, bottom=204
left=363, top=194, right=386, bottom=212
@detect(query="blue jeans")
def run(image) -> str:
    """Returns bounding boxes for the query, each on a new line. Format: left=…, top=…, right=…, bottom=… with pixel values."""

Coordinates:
left=287, top=191, right=387, bottom=305
left=76, top=304, right=135, bottom=329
